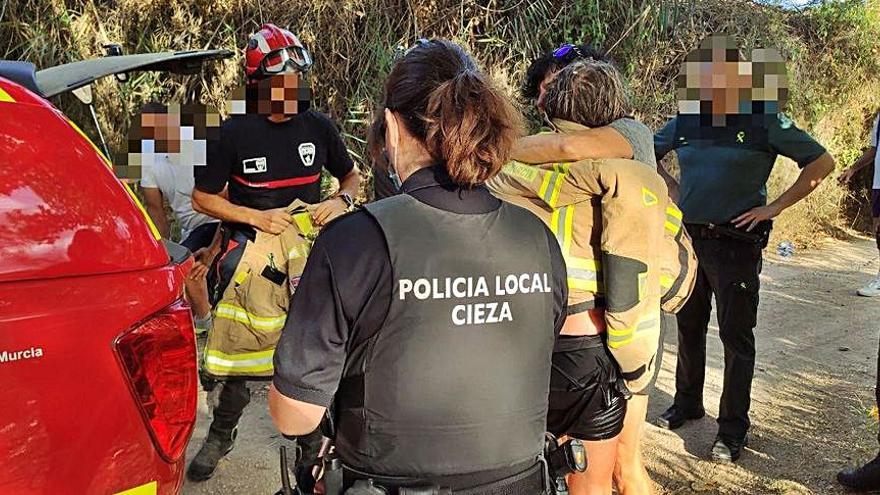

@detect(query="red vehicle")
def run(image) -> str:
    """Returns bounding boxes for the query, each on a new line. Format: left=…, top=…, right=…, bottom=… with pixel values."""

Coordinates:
left=0, top=50, right=230, bottom=495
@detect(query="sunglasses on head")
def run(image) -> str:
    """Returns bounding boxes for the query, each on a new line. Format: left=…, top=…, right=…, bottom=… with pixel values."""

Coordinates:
left=552, top=44, right=588, bottom=61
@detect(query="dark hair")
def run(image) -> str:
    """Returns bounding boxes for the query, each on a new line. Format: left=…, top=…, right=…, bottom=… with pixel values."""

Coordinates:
left=141, top=101, right=167, bottom=114
left=368, top=39, right=522, bottom=187
left=543, top=60, right=631, bottom=128
left=522, top=43, right=607, bottom=100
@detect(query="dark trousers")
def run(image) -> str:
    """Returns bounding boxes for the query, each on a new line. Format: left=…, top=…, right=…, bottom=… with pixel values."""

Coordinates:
left=674, top=233, right=762, bottom=441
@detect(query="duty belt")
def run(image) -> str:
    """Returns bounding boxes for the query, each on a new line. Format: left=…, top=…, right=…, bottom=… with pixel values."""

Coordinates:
left=338, top=461, right=547, bottom=495
left=684, top=220, right=772, bottom=247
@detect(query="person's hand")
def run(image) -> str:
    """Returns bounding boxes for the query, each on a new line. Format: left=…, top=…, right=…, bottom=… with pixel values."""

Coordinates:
left=838, top=168, right=857, bottom=186
left=188, top=247, right=218, bottom=281
left=732, top=204, right=782, bottom=231
left=253, top=208, right=293, bottom=234
left=311, top=197, right=347, bottom=226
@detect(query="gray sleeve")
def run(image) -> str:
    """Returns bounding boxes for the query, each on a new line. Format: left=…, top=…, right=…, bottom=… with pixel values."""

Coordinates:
left=609, top=118, right=658, bottom=169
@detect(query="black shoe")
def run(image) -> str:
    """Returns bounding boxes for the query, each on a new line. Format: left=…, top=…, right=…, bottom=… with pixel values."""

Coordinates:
left=710, top=435, right=747, bottom=463
left=656, top=404, right=705, bottom=430
left=838, top=454, right=880, bottom=491
left=186, top=427, right=238, bottom=482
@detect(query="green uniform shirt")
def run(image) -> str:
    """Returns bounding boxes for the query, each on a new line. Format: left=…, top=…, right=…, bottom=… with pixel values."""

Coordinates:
left=654, top=114, right=826, bottom=224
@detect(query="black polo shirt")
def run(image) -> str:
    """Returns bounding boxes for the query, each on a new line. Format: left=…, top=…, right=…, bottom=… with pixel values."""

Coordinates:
left=195, top=110, right=354, bottom=211
left=272, top=165, right=569, bottom=407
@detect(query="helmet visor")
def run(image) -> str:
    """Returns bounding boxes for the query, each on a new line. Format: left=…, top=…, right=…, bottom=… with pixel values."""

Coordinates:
left=262, top=46, right=313, bottom=75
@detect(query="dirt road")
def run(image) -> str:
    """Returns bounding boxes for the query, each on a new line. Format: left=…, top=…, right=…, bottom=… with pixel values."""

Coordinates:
left=183, top=237, right=880, bottom=495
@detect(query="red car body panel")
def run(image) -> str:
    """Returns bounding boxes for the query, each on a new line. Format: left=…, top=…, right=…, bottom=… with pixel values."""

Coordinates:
left=0, top=78, right=167, bottom=283
left=0, top=77, right=196, bottom=494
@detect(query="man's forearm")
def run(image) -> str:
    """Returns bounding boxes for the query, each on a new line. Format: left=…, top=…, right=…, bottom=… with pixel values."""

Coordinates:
left=145, top=205, right=171, bottom=238
left=770, top=152, right=835, bottom=213
left=192, top=189, right=260, bottom=227
left=337, top=169, right=361, bottom=199
left=846, top=148, right=876, bottom=174
left=510, top=127, right=633, bottom=164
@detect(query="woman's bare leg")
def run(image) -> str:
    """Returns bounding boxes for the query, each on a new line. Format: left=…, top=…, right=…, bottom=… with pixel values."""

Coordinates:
left=613, top=394, right=654, bottom=495
left=567, top=435, right=620, bottom=495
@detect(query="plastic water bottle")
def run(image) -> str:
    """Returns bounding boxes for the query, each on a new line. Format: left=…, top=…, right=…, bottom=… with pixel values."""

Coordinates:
left=777, top=241, right=794, bottom=258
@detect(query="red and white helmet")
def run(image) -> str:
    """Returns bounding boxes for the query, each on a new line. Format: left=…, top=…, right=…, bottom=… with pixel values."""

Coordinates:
left=245, top=23, right=312, bottom=81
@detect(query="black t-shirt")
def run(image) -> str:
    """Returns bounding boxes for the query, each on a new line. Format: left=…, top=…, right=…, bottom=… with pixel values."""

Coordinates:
left=195, top=109, right=354, bottom=211
left=272, top=166, right=569, bottom=407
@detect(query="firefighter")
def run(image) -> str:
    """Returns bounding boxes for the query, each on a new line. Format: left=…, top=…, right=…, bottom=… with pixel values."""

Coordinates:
left=187, top=23, right=361, bottom=483
left=268, top=39, right=568, bottom=494
left=654, top=35, right=834, bottom=463
left=501, top=44, right=693, bottom=495
left=487, top=59, right=696, bottom=495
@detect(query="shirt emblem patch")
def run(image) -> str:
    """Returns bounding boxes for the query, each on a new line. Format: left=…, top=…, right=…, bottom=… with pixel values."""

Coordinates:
left=242, top=157, right=267, bottom=174
left=298, top=143, right=316, bottom=167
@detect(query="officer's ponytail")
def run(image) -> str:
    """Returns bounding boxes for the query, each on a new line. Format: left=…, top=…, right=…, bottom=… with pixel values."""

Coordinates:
left=369, top=39, right=522, bottom=188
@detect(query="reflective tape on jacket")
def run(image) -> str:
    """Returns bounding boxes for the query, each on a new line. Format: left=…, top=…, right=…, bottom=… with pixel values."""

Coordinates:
left=215, top=303, right=286, bottom=332
left=607, top=314, right=661, bottom=348
left=552, top=205, right=602, bottom=293
left=288, top=243, right=311, bottom=260
left=665, top=205, right=683, bottom=235
left=539, top=163, right=570, bottom=208
left=204, top=348, right=275, bottom=374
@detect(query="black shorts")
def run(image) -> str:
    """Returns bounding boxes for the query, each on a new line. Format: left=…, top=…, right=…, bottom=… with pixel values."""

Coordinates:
left=547, top=334, right=627, bottom=441
left=181, top=221, right=220, bottom=252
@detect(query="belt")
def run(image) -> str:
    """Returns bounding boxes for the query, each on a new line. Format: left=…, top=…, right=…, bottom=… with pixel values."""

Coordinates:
left=341, top=461, right=546, bottom=495
left=684, top=221, right=771, bottom=245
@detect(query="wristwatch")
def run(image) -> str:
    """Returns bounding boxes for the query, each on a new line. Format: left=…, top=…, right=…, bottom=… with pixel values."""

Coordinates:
left=337, top=192, right=355, bottom=209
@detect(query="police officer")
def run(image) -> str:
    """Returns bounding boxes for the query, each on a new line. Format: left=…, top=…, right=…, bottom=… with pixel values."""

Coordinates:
left=269, top=39, right=568, bottom=494
left=188, top=23, right=361, bottom=482
left=653, top=35, right=834, bottom=462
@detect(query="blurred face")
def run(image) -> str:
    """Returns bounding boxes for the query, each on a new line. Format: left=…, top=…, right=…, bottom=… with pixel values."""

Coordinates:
left=676, top=36, right=788, bottom=124
left=140, top=112, right=181, bottom=153
left=257, top=73, right=312, bottom=117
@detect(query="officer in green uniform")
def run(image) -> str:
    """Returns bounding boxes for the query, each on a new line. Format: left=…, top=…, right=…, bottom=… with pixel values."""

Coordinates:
left=654, top=35, right=835, bottom=463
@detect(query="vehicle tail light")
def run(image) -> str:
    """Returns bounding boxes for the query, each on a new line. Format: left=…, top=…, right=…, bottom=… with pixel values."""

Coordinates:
left=114, top=299, right=198, bottom=462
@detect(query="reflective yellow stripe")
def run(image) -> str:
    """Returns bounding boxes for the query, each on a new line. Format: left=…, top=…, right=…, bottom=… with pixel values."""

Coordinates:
left=287, top=243, right=311, bottom=260
left=660, top=274, right=675, bottom=289
left=568, top=257, right=599, bottom=271
left=665, top=206, right=683, bottom=235
left=642, top=187, right=658, bottom=206
left=607, top=315, right=661, bottom=348
left=234, top=269, right=250, bottom=285
left=114, top=481, right=157, bottom=495
left=293, top=212, right=315, bottom=236
left=215, top=303, right=286, bottom=331
left=568, top=277, right=599, bottom=292
left=0, top=87, right=15, bottom=103
left=204, top=349, right=275, bottom=374
left=538, top=171, right=555, bottom=202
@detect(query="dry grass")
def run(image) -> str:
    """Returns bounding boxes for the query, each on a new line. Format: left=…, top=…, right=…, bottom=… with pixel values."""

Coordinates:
left=1, top=0, right=879, bottom=243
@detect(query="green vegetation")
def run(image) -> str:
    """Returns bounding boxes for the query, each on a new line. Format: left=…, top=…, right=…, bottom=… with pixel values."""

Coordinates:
left=1, top=0, right=879, bottom=245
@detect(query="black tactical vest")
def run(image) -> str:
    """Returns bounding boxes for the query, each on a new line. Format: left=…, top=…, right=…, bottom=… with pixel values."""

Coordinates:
left=335, top=193, right=558, bottom=479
